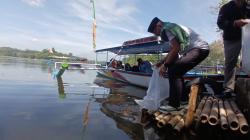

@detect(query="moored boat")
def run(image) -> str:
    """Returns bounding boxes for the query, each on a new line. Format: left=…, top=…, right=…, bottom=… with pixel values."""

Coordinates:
left=95, top=36, right=247, bottom=88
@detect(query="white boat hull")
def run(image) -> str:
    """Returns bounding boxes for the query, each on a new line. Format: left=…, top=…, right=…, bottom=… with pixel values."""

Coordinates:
left=97, top=69, right=152, bottom=88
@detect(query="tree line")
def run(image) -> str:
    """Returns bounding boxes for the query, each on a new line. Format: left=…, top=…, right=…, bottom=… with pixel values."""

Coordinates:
left=0, top=47, right=81, bottom=60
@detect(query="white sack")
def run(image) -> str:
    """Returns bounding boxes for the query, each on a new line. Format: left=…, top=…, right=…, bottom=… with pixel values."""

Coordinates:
left=135, top=67, right=169, bottom=111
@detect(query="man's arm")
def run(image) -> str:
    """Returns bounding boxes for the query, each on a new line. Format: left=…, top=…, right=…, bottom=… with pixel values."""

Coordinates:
left=163, top=38, right=180, bottom=67
left=158, top=38, right=180, bottom=76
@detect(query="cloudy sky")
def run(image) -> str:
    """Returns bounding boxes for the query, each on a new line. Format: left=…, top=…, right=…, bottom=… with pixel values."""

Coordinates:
left=0, top=0, right=220, bottom=60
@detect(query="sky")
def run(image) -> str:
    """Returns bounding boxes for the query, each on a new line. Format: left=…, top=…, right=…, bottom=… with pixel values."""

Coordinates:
left=0, top=0, right=220, bottom=60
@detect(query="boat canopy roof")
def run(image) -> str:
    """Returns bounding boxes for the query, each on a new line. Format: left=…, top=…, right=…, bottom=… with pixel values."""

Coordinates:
left=95, top=36, right=170, bottom=55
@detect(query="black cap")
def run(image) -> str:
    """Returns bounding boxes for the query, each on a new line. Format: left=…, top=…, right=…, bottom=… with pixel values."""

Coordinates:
left=147, top=17, right=161, bottom=33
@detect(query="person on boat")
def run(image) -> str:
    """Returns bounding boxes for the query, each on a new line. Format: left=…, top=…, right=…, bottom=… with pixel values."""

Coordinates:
left=108, top=59, right=118, bottom=68
left=217, top=0, right=250, bottom=98
left=137, top=58, right=153, bottom=73
left=131, top=65, right=139, bottom=72
left=124, top=63, right=132, bottom=71
left=116, top=61, right=124, bottom=69
left=147, top=17, right=210, bottom=111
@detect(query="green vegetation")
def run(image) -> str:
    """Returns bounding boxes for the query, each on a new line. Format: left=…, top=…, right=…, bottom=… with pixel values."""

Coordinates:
left=124, top=54, right=162, bottom=65
left=201, top=40, right=224, bottom=66
left=0, top=47, right=82, bottom=60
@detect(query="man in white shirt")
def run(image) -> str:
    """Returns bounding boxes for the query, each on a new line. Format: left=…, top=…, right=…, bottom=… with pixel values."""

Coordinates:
left=148, top=17, right=210, bottom=111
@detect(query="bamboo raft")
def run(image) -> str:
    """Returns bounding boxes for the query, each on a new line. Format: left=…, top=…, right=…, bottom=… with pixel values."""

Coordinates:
left=196, top=96, right=249, bottom=134
left=140, top=84, right=249, bottom=137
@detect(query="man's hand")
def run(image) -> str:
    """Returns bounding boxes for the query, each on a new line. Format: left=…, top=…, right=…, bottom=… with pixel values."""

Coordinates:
left=159, top=65, right=167, bottom=77
left=234, top=19, right=250, bottom=27
left=155, top=62, right=163, bottom=68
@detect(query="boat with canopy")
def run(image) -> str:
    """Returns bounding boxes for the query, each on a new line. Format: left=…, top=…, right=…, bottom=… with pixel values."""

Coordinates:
left=95, top=36, right=226, bottom=88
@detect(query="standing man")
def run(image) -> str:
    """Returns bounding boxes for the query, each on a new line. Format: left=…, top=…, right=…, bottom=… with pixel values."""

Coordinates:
left=217, top=0, right=250, bottom=97
left=147, top=17, right=209, bottom=111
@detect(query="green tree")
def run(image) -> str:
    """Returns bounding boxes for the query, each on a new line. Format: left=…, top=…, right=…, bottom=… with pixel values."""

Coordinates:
left=201, top=40, right=224, bottom=66
left=0, top=47, right=86, bottom=61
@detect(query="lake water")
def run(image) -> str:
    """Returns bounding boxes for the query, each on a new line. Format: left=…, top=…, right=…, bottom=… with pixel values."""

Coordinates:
left=0, top=57, right=147, bottom=140
left=1, top=57, right=249, bottom=140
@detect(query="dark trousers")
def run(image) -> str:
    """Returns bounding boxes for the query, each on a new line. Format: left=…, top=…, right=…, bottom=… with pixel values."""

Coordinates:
left=168, top=48, right=209, bottom=108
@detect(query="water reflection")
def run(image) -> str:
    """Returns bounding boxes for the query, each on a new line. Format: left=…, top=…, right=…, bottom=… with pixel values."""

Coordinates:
left=94, top=75, right=146, bottom=99
left=0, top=57, right=137, bottom=140
left=94, top=76, right=145, bottom=140
left=56, top=76, right=66, bottom=99
left=93, top=76, right=191, bottom=140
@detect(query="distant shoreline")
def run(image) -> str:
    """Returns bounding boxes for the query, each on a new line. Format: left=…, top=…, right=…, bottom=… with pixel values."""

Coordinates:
left=0, top=47, right=86, bottom=61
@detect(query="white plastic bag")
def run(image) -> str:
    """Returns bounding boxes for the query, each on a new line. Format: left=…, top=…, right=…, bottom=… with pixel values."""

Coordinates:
left=135, top=67, right=169, bottom=111
left=242, top=23, right=250, bottom=76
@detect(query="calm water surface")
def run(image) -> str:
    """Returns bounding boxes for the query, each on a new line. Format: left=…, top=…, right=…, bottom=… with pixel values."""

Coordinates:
left=1, top=57, right=249, bottom=140
left=0, top=57, right=147, bottom=140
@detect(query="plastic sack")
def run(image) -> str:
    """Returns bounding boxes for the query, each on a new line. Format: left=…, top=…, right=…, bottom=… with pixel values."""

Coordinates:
left=135, top=67, right=169, bottom=111
left=242, top=23, right=250, bottom=76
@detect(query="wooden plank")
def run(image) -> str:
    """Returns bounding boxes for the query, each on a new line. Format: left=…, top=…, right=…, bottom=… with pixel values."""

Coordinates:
left=185, top=85, right=199, bottom=128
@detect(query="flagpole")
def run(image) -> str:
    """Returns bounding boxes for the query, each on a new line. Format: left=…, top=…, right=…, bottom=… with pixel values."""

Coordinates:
left=90, top=0, right=97, bottom=64
left=90, top=0, right=96, bottom=51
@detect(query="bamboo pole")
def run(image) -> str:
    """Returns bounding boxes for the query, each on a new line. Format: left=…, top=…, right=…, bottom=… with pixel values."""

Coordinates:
left=153, top=111, right=161, bottom=118
left=166, top=115, right=182, bottom=128
left=195, top=96, right=207, bottom=119
left=173, top=118, right=185, bottom=135
left=200, top=97, right=213, bottom=123
left=157, top=114, right=172, bottom=128
left=230, top=100, right=249, bottom=134
left=224, top=100, right=239, bottom=131
left=155, top=114, right=165, bottom=121
left=208, top=98, right=219, bottom=125
left=218, top=100, right=228, bottom=130
left=185, top=85, right=199, bottom=127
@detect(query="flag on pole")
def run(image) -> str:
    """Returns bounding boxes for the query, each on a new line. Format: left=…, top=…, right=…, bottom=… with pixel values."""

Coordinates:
left=90, top=0, right=96, bottom=51
left=92, top=19, right=96, bottom=50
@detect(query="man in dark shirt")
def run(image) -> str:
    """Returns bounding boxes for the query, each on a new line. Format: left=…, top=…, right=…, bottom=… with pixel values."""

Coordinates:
left=217, top=0, right=250, bottom=97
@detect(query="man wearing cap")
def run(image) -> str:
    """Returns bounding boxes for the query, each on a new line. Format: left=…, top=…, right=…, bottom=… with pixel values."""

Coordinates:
left=148, top=17, right=209, bottom=111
